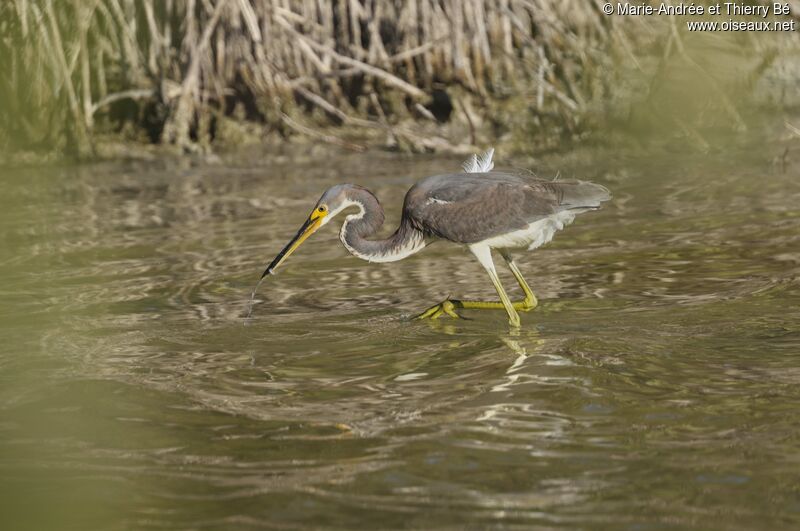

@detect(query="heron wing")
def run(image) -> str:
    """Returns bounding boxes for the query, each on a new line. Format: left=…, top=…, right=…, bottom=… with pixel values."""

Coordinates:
left=405, top=172, right=551, bottom=243
left=406, top=172, right=610, bottom=244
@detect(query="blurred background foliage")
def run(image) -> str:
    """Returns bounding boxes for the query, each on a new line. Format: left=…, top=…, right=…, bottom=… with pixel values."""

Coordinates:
left=0, top=0, right=798, bottom=160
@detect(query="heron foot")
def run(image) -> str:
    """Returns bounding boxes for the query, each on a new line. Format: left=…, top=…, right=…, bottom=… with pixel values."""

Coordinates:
left=415, top=297, right=536, bottom=322
left=415, top=299, right=463, bottom=320
left=518, top=297, right=538, bottom=312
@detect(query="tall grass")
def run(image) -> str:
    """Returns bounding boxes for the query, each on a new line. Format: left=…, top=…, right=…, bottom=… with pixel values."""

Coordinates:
left=1, top=0, right=643, bottom=155
left=2, top=1, right=792, bottom=157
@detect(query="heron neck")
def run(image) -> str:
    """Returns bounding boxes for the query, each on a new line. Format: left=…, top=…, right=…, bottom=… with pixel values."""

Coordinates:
left=339, top=188, right=426, bottom=263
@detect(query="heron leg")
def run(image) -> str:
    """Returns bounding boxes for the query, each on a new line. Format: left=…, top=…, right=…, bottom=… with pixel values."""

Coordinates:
left=499, top=250, right=538, bottom=311
left=416, top=245, right=521, bottom=325
left=448, top=251, right=536, bottom=312
left=470, top=245, right=520, bottom=326
left=415, top=249, right=537, bottom=321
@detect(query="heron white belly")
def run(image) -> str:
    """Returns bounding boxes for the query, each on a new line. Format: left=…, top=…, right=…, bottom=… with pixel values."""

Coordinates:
left=480, top=210, right=580, bottom=250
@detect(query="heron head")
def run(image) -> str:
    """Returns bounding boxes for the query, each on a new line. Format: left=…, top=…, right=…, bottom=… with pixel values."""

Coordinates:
left=260, top=184, right=357, bottom=278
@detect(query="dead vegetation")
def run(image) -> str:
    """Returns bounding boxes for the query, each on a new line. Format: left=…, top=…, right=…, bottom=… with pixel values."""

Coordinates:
left=0, top=1, right=794, bottom=158
left=1, top=0, right=644, bottom=156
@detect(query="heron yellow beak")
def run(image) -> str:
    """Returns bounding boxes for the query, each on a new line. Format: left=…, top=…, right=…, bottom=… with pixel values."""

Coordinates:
left=261, top=208, right=327, bottom=278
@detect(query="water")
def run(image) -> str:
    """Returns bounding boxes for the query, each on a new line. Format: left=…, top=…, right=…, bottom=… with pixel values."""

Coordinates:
left=1, top=143, right=799, bottom=530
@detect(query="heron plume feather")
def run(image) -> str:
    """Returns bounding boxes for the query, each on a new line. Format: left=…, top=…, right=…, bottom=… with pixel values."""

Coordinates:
left=462, top=147, right=495, bottom=173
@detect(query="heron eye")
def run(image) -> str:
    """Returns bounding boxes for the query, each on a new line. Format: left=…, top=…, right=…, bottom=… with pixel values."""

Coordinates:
left=318, top=206, right=326, bottom=212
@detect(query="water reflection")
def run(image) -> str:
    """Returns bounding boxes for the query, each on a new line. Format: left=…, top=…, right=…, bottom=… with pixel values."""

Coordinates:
left=2, top=144, right=800, bottom=528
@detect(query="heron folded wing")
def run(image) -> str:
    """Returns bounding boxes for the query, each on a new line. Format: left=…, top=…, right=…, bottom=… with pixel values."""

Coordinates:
left=407, top=173, right=560, bottom=244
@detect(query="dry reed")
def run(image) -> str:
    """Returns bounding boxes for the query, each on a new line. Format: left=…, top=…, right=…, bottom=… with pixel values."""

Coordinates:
left=7, top=0, right=771, bottom=157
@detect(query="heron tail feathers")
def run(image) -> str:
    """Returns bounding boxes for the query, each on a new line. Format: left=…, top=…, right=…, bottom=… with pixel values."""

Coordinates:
left=553, top=181, right=612, bottom=209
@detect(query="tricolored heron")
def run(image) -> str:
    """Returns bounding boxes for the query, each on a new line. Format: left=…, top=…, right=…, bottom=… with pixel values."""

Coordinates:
left=257, top=149, right=610, bottom=326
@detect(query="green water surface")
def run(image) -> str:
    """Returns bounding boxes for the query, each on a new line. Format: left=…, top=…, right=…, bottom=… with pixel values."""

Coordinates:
left=1, top=143, right=799, bottom=530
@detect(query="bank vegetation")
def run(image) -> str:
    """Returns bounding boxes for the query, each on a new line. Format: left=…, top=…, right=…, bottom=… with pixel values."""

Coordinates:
left=0, top=1, right=797, bottom=159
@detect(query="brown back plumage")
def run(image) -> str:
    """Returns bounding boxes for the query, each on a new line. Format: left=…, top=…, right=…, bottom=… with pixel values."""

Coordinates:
left=403, top=172, right=611, bottom=244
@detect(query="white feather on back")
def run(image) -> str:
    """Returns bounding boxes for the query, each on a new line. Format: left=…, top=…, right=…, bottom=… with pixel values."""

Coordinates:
left=462, top=148, right=495, bottom=173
